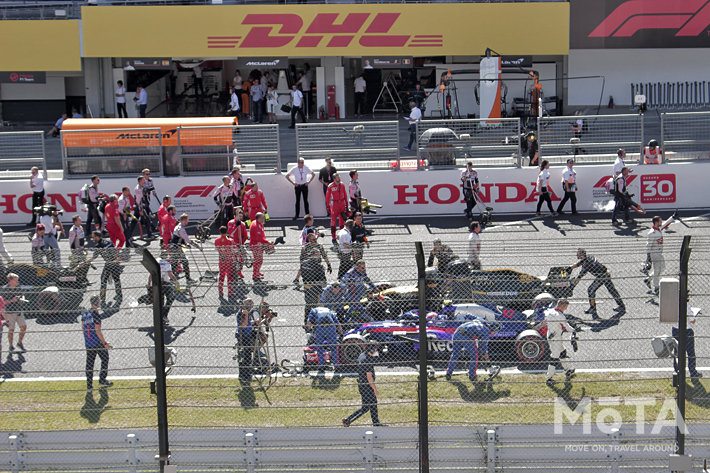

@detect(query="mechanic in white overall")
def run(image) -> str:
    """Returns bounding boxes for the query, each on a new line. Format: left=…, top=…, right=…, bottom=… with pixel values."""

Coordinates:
left=545, top=299, right=577, bottom=386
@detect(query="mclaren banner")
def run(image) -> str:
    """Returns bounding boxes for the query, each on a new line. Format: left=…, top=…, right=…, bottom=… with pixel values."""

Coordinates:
left=81, top=4, right=569, bottom=57
left=571, top=0, right=710, bottom=49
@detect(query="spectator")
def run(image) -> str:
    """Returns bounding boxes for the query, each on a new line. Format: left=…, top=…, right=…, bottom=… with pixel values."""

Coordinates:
left=46, top=113, right=67, bottom=138
left=82, top=295, right=113, bottom=391
left=306, top=307, right=342, bottom=373
left=337, top=220, right=354, bottom=280
left=0, top=228, right=13, bottom=264
left=286, top=158, right=315, bottom=220
left=287, top=83, right=307, bottom=128
left=318, top=158, right=338, bottom=216
left=343, top=342, right=384, bottom=427
left=29, top=166, right=44, bottom=226
left=72, top=108, right=83, bottom=119
left=249, top=212, right=273, bottom=281
left=403, top=101, right=421, bottom=151
left=341, top=260, right=373, bottom=302
left=115, top=80, right=127, bottom=118
left=2, top=273, right=27, bottom=353
left=134, top=85, right=148, bottom=118
left=354, top=74, right=366, bottom=118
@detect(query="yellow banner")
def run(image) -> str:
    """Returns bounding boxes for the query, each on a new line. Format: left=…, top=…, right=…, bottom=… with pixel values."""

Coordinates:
left=0, top=21, right=81, bottom=71
left=82, top=4, right=568, bottom=57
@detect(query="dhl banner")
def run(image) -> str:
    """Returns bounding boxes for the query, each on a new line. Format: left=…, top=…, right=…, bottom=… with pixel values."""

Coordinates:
left=61, top=118, right=237, bottom=148
left=81, top=4, right=569, bottom=57
left=0, top=21, right=81, bottom=72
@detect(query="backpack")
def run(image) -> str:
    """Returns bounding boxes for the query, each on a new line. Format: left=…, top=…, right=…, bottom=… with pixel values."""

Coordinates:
left=79, top=184, right=91, bottom=204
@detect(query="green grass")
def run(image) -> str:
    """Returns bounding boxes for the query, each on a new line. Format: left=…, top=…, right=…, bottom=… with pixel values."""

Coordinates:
left=1, top=374, right=709, bottom=430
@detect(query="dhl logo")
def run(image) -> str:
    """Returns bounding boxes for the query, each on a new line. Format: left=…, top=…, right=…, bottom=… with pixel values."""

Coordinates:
left=208, top=13, right=442, bottom=49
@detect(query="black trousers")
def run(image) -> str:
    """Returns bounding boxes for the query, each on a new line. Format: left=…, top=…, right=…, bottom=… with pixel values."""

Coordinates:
left=194, top=77, right=204, bottom=96
left=30, top=191, right=44, bottom=224
left=238, top=332, right=256, bottom=381
left=354, top=92, right=366, bottom=116
left=588, top=276, right=623, bottom=308
left=86, top=347, right=109, bottom=389
left=612, top=197, right=629, bottom=222
left=536, top=188, right=554, bottom=213
left=557, top=191, right=577, bottom=213
left=345, top=385, right=380, bottom=425
left=170, top=245, right=191, bottom=279
left=162, top=283, right=176, bottom=319
left=100, top=262, right=123, bottom=301
left=338, top=252, right=354, bottom=280
left=463, top=188, right=477, bottom=216
left=294, top=184, right=310, bottom=217
left=291, top=106, right=306, bottom=127
left=85, top=203, right=101, bottom=235
left=116, top=102, right=128, bottom=118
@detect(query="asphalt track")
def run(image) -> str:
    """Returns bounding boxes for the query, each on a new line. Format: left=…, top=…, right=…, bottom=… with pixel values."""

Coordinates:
left=1, top=208, right=709, bottom=381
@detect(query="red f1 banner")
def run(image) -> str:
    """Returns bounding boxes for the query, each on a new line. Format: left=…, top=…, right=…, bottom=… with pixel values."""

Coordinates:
left=571, top=0, right=710, bottom=48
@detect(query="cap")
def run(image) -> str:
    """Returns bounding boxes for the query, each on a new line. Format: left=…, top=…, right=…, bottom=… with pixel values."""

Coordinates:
left=567, top=158, right=574, bottom=163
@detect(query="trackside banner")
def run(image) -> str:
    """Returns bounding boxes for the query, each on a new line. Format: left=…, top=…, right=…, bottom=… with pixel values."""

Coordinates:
left=0, top=162, right=701, bottom=225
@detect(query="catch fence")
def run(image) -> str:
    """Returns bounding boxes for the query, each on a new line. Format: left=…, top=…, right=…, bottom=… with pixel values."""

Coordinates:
left=661, top=111, right=710, bottom=162
left=0, top=131, right=47, bottom=179
left=1, top=220, right=709, bottom=471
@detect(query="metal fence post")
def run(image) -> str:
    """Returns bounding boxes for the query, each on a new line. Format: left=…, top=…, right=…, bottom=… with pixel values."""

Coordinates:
left=415, top=122, right=421, bottom=167
left=40, top=132, right=48, bottom=180
left=295, top=124, right=301, bottom=164
left=245, top=432, right=256, bottom=473
left=365, top=430, right=374, bottom=473
left=639, top=113, right=645, bottom=165
left=275, top=125, right=282, bottom=173
left=396, top=122, right=401, bottom=171
left=610, top=428, right=620, bottom=473
left=487, top=429, right=496, bottom=473
left=9, top=435, right=20, bottom=473
left=61, top=130, right=69, bottom=178
left=537, top=115, right=542, bottom=161
left=660, top=113, right=665, bottom=164
left=177, top=127, right=183, bottom=177
left=415, top=242, right=429, bottom=473
left=677, top=236, right=692, bottom=456
left=516, top=119, right=522, bottom=168
left=126, top=434, right=138, bottom=473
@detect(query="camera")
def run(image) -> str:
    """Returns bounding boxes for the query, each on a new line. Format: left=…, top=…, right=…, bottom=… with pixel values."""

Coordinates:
left=33, top=204, right=63, bottom=217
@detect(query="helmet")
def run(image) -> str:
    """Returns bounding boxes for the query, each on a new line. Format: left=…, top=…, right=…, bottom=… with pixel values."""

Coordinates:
left=486, top=320, right=502, bottom=333
left=648, top=139, right=659, bottom=148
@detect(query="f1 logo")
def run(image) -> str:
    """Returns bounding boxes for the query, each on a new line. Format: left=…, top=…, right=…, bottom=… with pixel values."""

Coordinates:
left=641, top=174, right=676, bottom=203
left=174, top=186, right=215, bottom=198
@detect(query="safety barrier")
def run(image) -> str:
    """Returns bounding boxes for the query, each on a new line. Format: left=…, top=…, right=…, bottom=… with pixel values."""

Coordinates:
left=179, top=125, right=280, bottom=175
left=296, top=121, right=400, bottom=167
left=538, top=114, right=644, bottom=164
left=416, top=118, right=522, bottom=168
left=632, top=81, right=710, bottom=110
left=0, top=131, right=47, bottom=179
left=661, top=111, right=710, bottom=162
left=61, top=127, right=163, bottom=178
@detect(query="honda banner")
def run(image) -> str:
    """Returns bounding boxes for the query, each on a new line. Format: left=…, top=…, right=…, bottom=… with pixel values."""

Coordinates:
left=0, top=162, right=701, bottom=225
left=571, top=0, right=710, bottom=49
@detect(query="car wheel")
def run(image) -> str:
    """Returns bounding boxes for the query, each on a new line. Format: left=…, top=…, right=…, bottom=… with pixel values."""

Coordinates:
left=340, top=337, right=367, bottom=365
left=516, top=335, right=546, bottom=363
left=38, top=287, right=61, bottom=316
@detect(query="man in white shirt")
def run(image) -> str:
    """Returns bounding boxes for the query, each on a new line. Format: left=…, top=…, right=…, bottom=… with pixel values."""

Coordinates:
left=286, top=158, right=315, bottom=220
left=614, top=148, right=629, bottom=176
left=227, top=87, right=240, bottom=116
left=29, top=166, right=44, bottom=226
left=251, top=81, right=265, bottom=123
left=468, top=221, right=481, bottom=270
left=556, top=158, right=578, bottom=215
left=643, top=213, right=676, bottom=295
left=134, top=86, right=148, bottom=118
left=337, top=220, right=354, bottom=280
left=288, top=84, right=307, bottom=128
left=115, top=80, right=127, bottom=118
left=403, top=101, right=422, bottom=151
left=354, top=74, right=367, bottom=118
left=193, top=64, right=205, bottom=97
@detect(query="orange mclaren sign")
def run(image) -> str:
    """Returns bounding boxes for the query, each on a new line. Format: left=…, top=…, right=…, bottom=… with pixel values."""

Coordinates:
left=81, top=4, right=569, bottom=57
left=61, top=118, right=237, bottom=148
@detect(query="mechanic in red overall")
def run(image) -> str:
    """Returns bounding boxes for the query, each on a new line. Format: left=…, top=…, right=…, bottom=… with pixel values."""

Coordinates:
left=228, top=207, right=249, bottom=279
left=160, top=205, right=177, bottom=249
left=249, top=212, right=273, bottom=281
left=325, top=172, right=349, bottom=244
left=214, top=226, right=236, bottom=300
left=104, top=195, right=126, bottom=249
left=243, top=182, right=268, bottom=224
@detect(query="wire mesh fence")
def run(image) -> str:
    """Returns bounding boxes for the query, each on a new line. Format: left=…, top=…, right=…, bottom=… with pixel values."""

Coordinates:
left=539, top=114, right=644, bottom=165
left=416, top=118, right=522, bottom=167
left=0, top=131, right=46, bottom=179
left=61, top=128, right=163, bottom=178
left=1, top=224, right=709, bottom=470
left=179, top=125, right=281, bottom=175
left=662, top=111, right=710, bottom=162
left=296, top=121, right=400, bottom=165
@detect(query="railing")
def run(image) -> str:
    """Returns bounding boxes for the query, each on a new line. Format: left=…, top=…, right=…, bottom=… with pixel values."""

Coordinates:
left=662, top=111, right=710, bottom=162
left=178, top=124, right=280, bottom=175
left=0, top=131, right=46, bottom=179
left=296, top=121, right=400, bottom=167
left=416, top=118, right=522, bottom=167
left=61, top=128, right=163, bottom=179
left=538, top=114, right=644, bottom=165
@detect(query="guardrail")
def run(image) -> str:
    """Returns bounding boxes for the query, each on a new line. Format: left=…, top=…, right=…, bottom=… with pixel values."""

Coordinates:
left=662, top=111, right=710, bottom=162
left=61, top=127, right=163, bottom=179
left=179, top=124, right=280, bottom=175
left=538, top=114, right=644, bottom=165
left=3, top=424, right=701, bottom=472
left=416, top=118, right=522, bottom=167
left=0, top=131, right=46, bottom=180
left=296, top=121, right=400, bottom=168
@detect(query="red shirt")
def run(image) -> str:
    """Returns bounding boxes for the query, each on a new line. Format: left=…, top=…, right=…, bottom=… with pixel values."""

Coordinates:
left=249, top=220, right=269, bottom=246
left=158, top=204, right=168, bottom=223
left=214, top=235, right=235, bottom=262
left=326, top=181, right=348, bottom=207
left=228, top=219, right=249, bottom=246
left=244, top=189, right=267, bottom=214
left=161, top=214, right=177, bottom=242
left=105, top=202, right=120, bottom=226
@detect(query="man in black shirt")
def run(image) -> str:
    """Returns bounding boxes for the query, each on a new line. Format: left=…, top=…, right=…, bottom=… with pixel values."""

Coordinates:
left=567, top=248, right=624, bottom=319
left=351, top=212, right=369, bottom=261
left=343, top=342, right=385, bottom=427
left=318, top=158, right=337, bottom=216
left=90, top=231, right=123, bottom=307
left=427, top=239, right=458, bottom=274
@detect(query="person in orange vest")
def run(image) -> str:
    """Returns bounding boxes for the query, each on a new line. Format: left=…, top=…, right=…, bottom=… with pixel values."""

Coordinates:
left=214, top=226, right=236, bottom=301
left=643, top=139, right=662, bottom=164
left=243, top=181, right=268, bottom=224
left=228, top=207, right=249, bottom=279
left=249, top=212, right=274, bottom=281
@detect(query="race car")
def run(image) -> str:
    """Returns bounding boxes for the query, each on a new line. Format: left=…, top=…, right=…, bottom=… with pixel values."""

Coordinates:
left=303, top=302, right=557, bottom=369
left=0, top=262, right=91, bottom=318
